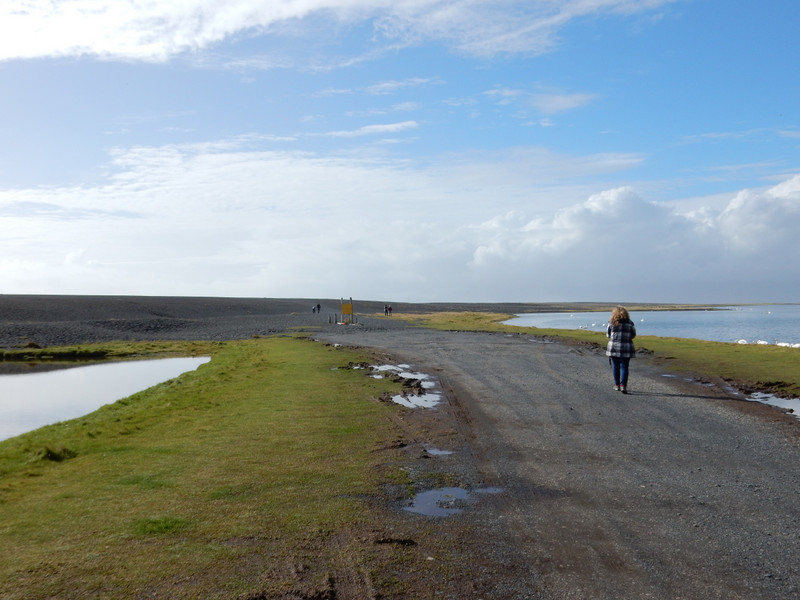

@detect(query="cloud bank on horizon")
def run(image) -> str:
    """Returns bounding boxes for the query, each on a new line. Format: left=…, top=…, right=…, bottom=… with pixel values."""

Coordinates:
left=1, top=0, right=798, bottom=303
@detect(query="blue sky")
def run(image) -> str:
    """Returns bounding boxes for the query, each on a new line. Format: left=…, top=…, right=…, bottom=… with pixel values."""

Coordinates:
left=1, top=0, right=798, bottom=303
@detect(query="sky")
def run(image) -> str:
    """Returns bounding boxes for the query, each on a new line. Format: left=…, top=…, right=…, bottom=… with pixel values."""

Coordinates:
left=0, top=1, right=799, bottom=304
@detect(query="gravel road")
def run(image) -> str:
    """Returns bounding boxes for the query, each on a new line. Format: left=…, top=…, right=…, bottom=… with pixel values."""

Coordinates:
left=2, top=296, right=799, bottom=598
left=318, top=326, right=800, bottom=600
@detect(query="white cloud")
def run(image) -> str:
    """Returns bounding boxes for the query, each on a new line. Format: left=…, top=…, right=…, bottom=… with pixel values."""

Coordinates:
left=0, top=0, right=677, bottom=63
left=0, top=136, right=798, bottom=302
left=345, top=102, right=422, bottom=118
left=365, top=78, right=441, bottom=95
left=485, top=86, right=598, bottom=115
left=716, top=175, right=800, bottom=251
left=321, top=120, right=419, bottom=137
left=313, top=88, right=354, bottom=98
left=531, top=92, right=598, bottom=114
left=459, top=178, right=800, bottom=301
left=484, top=86, right=523, bottom=104
left=525, top=118, right=556, bottom=127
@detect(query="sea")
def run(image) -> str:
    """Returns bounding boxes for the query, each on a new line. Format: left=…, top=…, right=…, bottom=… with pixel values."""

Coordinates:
left=504, top=304, right=800, bottom=347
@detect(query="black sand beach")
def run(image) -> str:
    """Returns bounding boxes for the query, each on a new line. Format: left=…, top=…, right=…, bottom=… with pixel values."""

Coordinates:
left=0, top=295, right=618, bottom=349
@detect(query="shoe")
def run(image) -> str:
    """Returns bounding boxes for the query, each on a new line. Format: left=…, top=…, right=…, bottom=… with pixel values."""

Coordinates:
left=621, top=386, right=627, bottom=394
left=613, top=385, right=620, bottom=391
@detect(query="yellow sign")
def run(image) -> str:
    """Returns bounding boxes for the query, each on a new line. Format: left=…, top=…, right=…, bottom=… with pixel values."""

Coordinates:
left=341, top=302, right=353, bottom=315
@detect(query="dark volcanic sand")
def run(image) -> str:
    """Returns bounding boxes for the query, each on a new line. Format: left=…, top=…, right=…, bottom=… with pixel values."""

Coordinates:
left=0, top=295, right=619, bottom=349
left=0, top=295, right=387, bottom=348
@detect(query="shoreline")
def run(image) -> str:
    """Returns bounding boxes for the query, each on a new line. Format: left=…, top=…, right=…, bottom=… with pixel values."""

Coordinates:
left=3, top=293, right=799, bottom=400
left=0, top=294, right=723, bottom=350
left=504, top=304, right=800, bottom=348
left=0, top=293, right=795, bottom=351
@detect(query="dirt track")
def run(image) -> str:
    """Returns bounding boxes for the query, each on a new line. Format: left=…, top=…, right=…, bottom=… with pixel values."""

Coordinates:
left=318, top=326, right=800, bottom=599
left=2, top=296, right=799, bottom=598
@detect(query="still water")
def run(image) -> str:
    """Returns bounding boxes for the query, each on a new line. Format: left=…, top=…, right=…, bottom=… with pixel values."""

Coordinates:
left=505, top=304, right=800, bottom=347
left=0, top=356, right=210, bottom=441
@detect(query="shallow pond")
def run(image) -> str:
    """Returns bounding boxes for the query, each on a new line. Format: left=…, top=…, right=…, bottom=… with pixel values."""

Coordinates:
left=0, top=356, right=210, bottom=441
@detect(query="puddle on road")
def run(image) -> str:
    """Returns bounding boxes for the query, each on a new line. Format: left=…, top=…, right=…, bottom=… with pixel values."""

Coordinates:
left=425, top=447, right=454, bottom=456
left=370, top=364, right=501, bottom=516
left=390, top=391, right=442, bottom=409
left=662, top=373, right=799, bottom=420
left=404, top=486, right=503, bottom=517
left=747, top=392, right=800, bottom=419
left=370, top=363, right=443, bottom=408
left=405, top=487, right=468, bottom=516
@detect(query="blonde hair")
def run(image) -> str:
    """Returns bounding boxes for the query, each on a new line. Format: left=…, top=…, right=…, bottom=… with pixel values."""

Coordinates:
left=609, top=305, right=630, bottom=326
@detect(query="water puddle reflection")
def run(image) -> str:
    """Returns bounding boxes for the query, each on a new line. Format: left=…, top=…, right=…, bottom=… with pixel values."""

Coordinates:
left=747, top=392, right=800, bottom=419
left=662, top=372, right=800, bottom=420
left=0, top=356, right=210, bottom=441
left=425, top=447, right=454, bottom=456
left=370, top=363, right=443, bottom=408
left=389, top=391, right=442, bottom=409
left=404, top=486, right=503, bottom=517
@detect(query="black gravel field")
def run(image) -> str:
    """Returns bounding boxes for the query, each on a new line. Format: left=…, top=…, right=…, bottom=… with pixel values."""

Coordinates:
left=0, top=295, right=584, bottom=349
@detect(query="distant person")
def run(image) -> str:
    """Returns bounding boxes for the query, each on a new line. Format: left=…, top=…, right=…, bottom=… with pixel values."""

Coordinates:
left=388, top=305, right=392, bottom=316
left=316, top=303, right=321, bottom=314
left=384, top=304, right=389, bottom=316
left=606, top=306, right=636, bottom=394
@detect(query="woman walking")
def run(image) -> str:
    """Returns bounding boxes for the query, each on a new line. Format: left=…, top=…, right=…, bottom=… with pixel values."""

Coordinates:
left=606, top=306, right=636, bottom=393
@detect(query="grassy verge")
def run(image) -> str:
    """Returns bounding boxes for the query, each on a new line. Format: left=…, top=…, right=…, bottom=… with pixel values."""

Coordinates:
left=5, top=311, right=797, bottom=597
left=0, top=340, right=215, bottom=362
left=0, top=337, right=415, bottom=599
left=396, top=311, right=800, bottom=397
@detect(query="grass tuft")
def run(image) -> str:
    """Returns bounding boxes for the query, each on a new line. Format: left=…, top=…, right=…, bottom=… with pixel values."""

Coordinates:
left=133, top=516, right=192, bottom=536
left=37, top=446, right=77, bottom=462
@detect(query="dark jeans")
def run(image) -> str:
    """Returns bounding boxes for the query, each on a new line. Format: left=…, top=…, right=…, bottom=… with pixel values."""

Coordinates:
left=610, top=356, right=631, bottom=386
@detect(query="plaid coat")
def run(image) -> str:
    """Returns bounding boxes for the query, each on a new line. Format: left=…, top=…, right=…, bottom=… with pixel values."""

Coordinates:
left=606, top=319, right=637, bottom=358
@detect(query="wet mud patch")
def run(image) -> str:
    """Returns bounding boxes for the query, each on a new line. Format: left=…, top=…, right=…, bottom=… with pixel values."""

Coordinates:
left=364, top=362, right=505, bottom=523
left=369, top=363, right=443, bottom=408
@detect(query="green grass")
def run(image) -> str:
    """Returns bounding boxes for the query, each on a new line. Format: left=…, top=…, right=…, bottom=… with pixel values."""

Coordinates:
left=0, top=340, right=215, bottom=362
left=4, top=311, right=798, bottom=598
left=399, top=311, right=800, bottom=397
left=0, top=337, right=409, bottom=599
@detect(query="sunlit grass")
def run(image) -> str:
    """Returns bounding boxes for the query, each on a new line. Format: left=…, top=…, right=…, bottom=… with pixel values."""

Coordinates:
left=0, top=339, right=217, bottom=363
left=3, top=312, right=798, bottom=597
left=0, top=337, right=407, bottom=599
